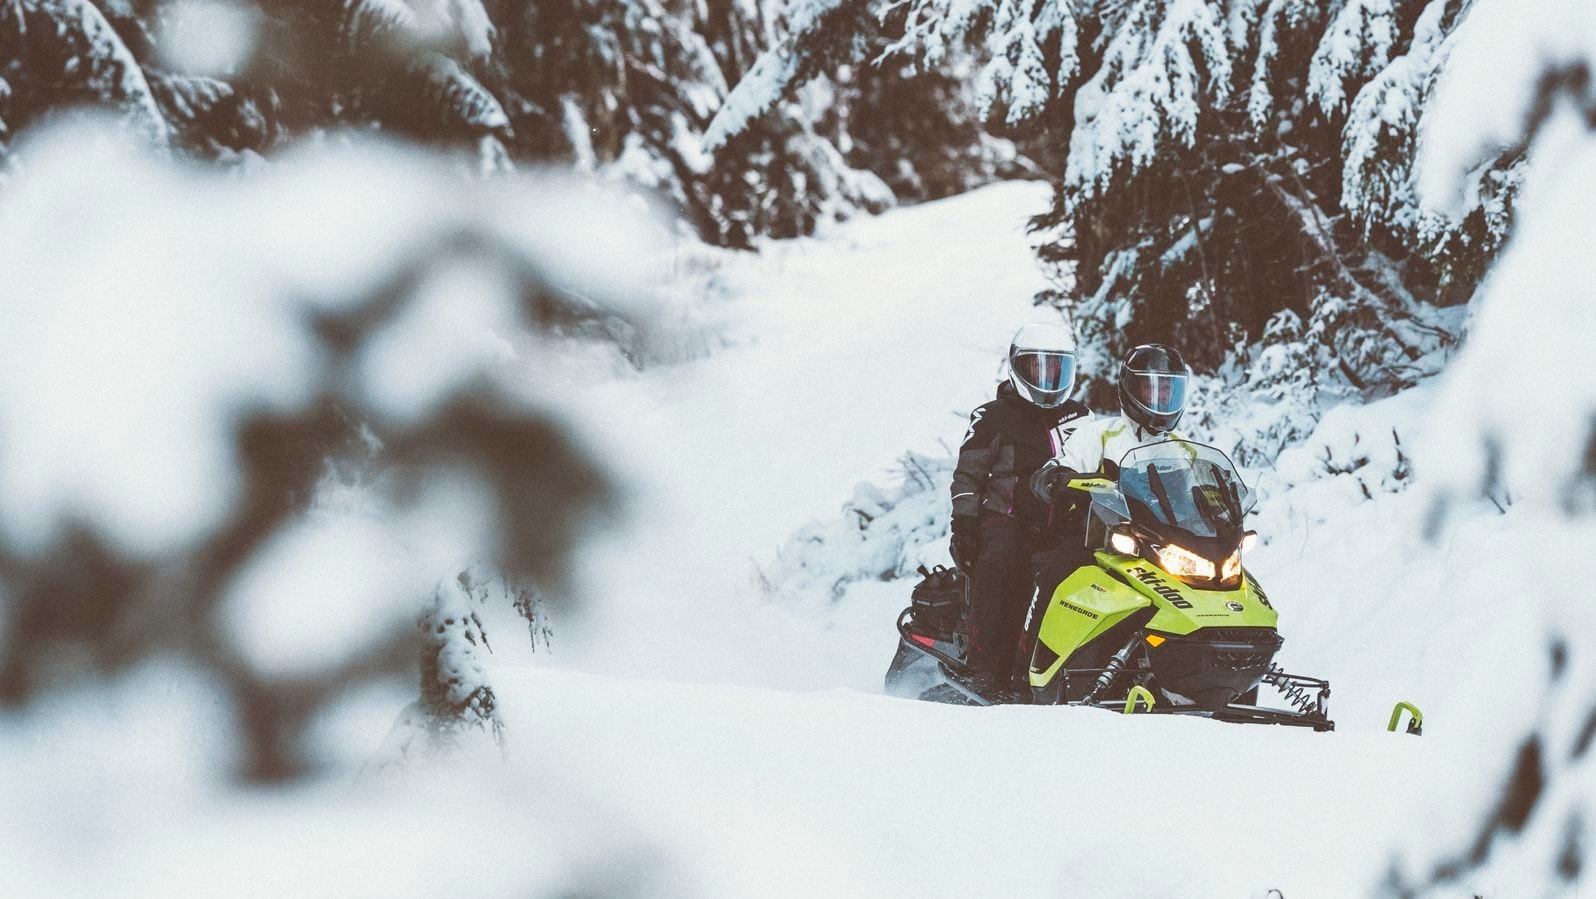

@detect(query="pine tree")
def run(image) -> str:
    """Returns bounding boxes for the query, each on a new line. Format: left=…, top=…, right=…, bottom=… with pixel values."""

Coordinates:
left=365, top=573, right=506, bottom=775
left=0, top=173, right=637, bottom=780
left=702, top=0, right=1037, bottom=235
left=0, top=0, right=943, bottom=246
left=0, top=0, right=171, bottom=146
left=1385, top=3, right=1596, bottom=891
left=720, top=0, right=1517, bottom=455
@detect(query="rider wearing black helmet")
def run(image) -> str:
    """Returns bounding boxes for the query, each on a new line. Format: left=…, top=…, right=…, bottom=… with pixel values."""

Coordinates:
left=949, top=323, right=1092, bottom=688
left=1040, top=343, right=1192, bottom=481
left=1024, top=344, right=1193, bottom=637
left=1116, top=343, right=1191, bottom=439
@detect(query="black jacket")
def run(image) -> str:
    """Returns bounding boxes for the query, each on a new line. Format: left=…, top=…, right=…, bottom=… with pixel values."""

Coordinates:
left=951, top=382, right=1091, bottom=527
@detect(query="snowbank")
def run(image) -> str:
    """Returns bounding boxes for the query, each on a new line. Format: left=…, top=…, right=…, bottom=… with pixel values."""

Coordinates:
left=538, top=179, right=1577, bottom=896
left=0, top=141, right=1581, bottom=897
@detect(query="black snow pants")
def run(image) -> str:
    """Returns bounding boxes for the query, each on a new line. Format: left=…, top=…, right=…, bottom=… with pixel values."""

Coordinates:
left=1024, top=539, right=1097, bottom=641
left=965, top=518, right=1055, bottom=682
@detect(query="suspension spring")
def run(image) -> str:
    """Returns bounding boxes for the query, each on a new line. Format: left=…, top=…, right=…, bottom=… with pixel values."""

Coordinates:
left=1262, top=663, right=1317, bottom=715
left=1084, top=634, right=1141, bottom=704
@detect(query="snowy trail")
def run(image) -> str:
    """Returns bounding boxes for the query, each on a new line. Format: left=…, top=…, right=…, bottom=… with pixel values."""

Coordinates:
left=501, top=667, right=1432, bottom=898
left=599, top=180, right=1054, bottom=558
left=540, top=182, right=1060, bottom=689
left=469, top=184, right=1546, bottom=897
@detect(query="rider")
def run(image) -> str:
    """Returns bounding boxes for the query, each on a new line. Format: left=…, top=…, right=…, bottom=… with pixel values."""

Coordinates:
left=949, top=322, right=1091, bottom=689
left=1043, top=343, right=1192, bottom=479
left=1028, top=343, right=1193, bottom=597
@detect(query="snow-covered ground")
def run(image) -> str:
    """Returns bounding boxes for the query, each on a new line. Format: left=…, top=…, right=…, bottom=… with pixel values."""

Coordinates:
left=493, top=184, right=1556, bottom=897
left=537, top=181, right=1063, bottom=690
left=0, top=178, right=1572, bottom=898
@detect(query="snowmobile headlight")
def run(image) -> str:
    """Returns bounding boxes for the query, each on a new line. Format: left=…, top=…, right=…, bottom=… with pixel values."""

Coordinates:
left=1154, top=543, right=1215, bottom=581
left=1220, top=549, right=1242, bottom=584
left=1108, top=529, right=1138, bottom=555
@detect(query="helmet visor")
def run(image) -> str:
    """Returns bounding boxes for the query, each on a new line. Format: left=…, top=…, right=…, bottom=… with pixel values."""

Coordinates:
left=1013, top=351, right=1075, bottom=395
left=1126, top=371, right=1188, bottom=415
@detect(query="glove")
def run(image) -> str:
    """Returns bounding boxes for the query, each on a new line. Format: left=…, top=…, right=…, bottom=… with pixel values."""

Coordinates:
left=949, top=516, right=981, bottom=572
left=1030, top=460, right=1072, bottom=502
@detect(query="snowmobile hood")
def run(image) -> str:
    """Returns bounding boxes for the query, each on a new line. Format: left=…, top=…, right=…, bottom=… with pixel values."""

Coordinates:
left=1100, top=552, right=1279, bottom=635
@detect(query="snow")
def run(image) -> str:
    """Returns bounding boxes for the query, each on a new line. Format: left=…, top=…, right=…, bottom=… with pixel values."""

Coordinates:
left=341, top=0, right=419, bottom=55
left=526, top=182, right=1577, bottom=897
left=1307, top=0, right=1399, bottom=117
left=0, top=130, right=315, bottom=555
left=559, top=95, right=597, bottom=171
left=356, top=254, right=521, bottom=426
left=458, top=0, right=497, bottom=59
left=1416, top=128, right=1596, bottom=507
left=1065, top=0, right=1232, bottom=205
left=1416, top=0, right=1596, bottom=507
left=0, top=138, right=1583, bottom=896
left=217, top=510, right=427, bottom=681
left=155, top=0, right=259, bottom=76
left=506, top=667, right=1431, bottom=898
left=0, top=125, right=664, bottom=559
left=701, top=0, right=842, bottom=153
left=538, top=180, right=1056, bottom=689
left=1417, top=0, right=1596, bottom=217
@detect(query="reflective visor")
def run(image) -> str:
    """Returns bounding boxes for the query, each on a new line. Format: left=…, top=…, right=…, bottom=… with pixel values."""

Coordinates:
left=1126, top=371, right=1188, bottom=414
left=1013, top=351, right=1075, bottom=393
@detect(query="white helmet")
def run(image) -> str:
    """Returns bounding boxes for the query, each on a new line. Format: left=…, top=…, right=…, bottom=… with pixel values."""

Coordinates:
left=1007, top=322, right=1077, bottom=408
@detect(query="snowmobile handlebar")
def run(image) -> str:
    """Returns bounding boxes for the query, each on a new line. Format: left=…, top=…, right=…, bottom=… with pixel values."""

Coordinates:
left=1029, top=460, right=1119, bottom=503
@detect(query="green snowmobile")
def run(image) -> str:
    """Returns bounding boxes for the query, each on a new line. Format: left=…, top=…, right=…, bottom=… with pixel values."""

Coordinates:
left=885, top=439, right=1334, bottom=731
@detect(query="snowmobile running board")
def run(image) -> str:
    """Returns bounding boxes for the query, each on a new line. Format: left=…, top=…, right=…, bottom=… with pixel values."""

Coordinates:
left=893, top=610, right=1335, bottom=731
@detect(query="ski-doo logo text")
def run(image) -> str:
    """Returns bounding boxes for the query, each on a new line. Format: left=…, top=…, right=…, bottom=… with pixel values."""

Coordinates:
left=1246, top=574, right=1273, bottom=609
left=1128, top=566, right=1193, bottom=609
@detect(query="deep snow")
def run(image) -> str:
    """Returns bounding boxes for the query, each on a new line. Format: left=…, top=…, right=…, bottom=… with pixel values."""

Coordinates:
left=540, top=180, right=1068, bottom=691
left=494, top=183, right=1551, bottom=897
left=0, top=178, right=1568, bottom=899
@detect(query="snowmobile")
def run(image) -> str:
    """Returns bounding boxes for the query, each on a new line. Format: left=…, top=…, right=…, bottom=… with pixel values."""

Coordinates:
left=885, top=439, right=1334, bottom=731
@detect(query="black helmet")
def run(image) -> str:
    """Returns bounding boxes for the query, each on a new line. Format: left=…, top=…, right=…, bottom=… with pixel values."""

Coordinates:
left=1006, top=322, right=1077, bottom=408
left=1118, top=343, right=1191, bottom=434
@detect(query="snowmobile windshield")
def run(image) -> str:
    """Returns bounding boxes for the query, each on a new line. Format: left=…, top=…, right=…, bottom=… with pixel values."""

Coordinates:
left=1124, top=371, right=1188, bottom=415
left=1012, top=351, right=1075, bottom=395
left=1116, top=441, right=1253, bottom=538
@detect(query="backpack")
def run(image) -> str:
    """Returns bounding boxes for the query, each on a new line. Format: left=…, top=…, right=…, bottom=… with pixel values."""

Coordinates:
left=910, top=564, right=965, bottom=637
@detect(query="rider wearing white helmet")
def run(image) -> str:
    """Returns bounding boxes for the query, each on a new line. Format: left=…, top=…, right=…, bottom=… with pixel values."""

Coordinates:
left=949, top=322, right=1092, bottom=689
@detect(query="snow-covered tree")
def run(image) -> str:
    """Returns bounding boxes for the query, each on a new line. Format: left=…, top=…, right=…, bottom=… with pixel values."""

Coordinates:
left=0, top=0, right=171, bottom=146
left=0, top=139, right=656, bottom=781
left=706, top=0, right=1519, bottom=458
left=0, top=0, right=960, bottom=246
left=1062, top=0, right=1229, bottom=203
left=1379, top=1, right=1596, bottom=891
left=702, top=0, right=1039, bottom=231
left=1050, top=0, right=1481, bottom=414
left=365, top=573, right=507, bottom=774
